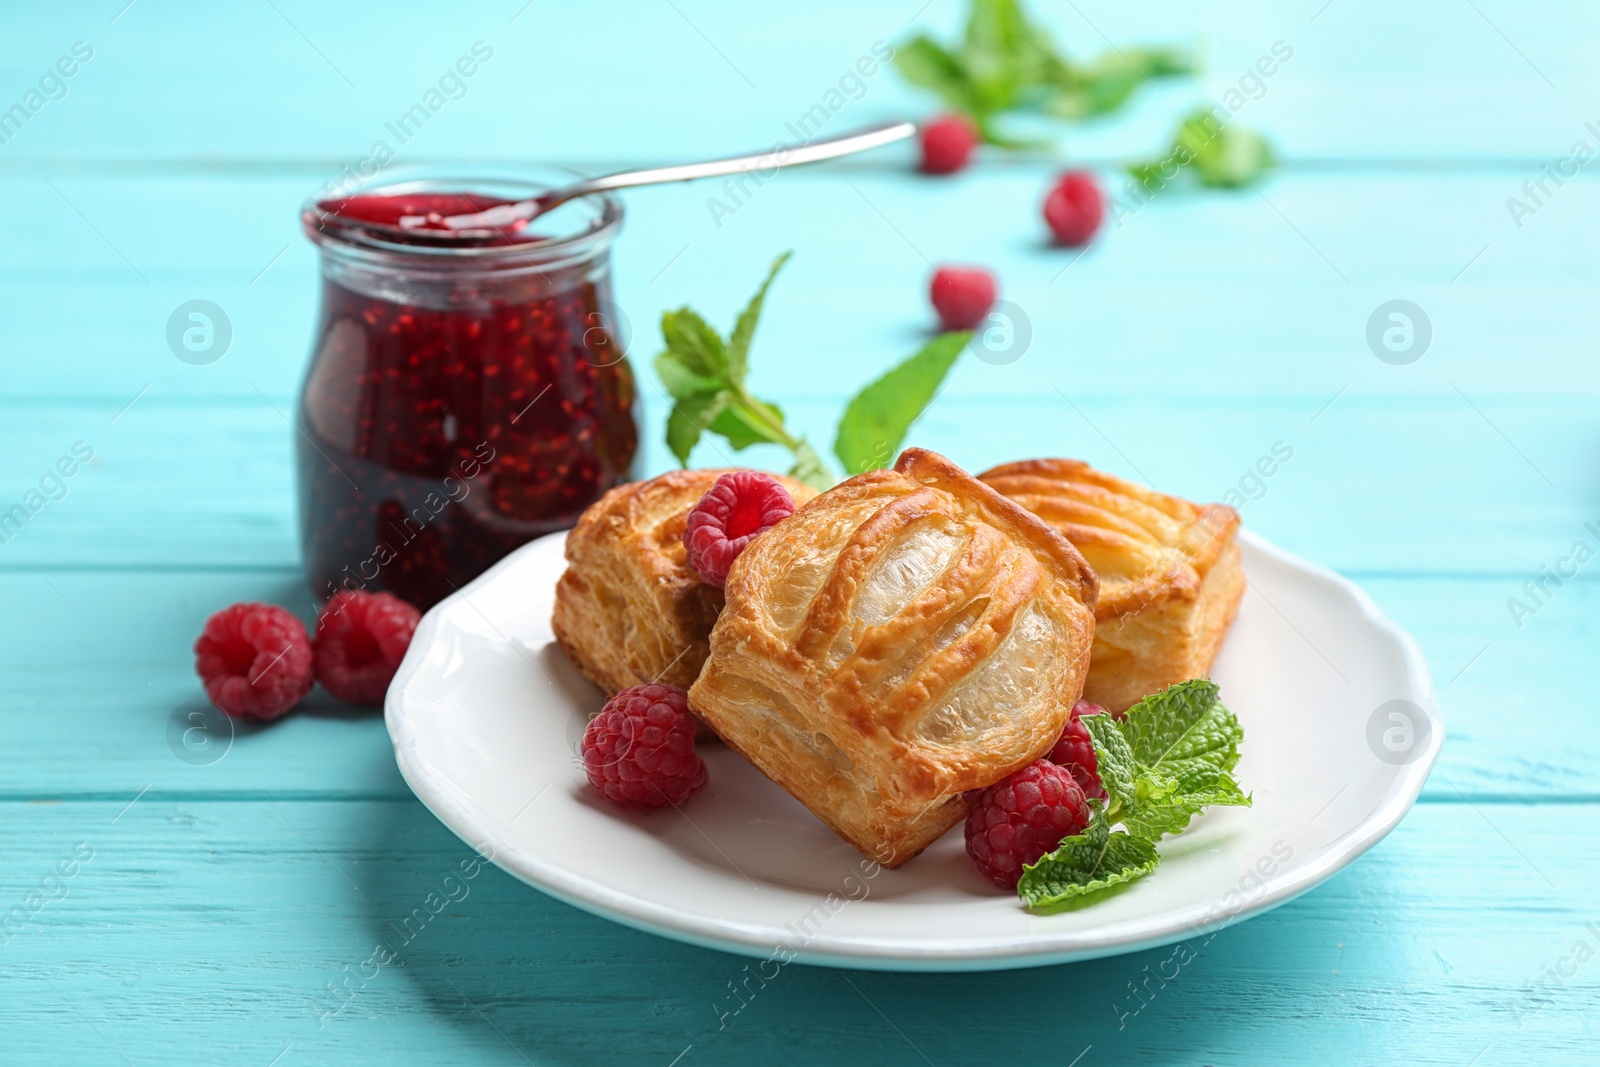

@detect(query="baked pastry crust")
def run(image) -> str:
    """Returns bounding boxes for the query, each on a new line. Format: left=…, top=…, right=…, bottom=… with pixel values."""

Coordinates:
left=552, top=469, right=817, bottom=694
left=979, top=459, right=1244, bottom=713
left=688, top=449, right=1098, bottom=867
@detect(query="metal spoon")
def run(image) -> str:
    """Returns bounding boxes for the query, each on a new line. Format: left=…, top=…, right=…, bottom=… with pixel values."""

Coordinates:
left=398, top=120, right=916, bottom=235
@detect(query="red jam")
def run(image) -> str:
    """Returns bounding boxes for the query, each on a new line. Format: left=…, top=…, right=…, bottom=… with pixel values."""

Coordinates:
left=297, top=188, right=637, bottom=610
left=313, top=192, right=529, bottom=240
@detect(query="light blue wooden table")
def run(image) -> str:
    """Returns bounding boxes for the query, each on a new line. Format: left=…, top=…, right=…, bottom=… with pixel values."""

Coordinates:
left=3, top=1, right=1596, bottom=1063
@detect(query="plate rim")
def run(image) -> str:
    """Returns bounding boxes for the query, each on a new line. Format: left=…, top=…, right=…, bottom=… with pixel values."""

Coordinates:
left=385, top=527, right=1444, bottom=971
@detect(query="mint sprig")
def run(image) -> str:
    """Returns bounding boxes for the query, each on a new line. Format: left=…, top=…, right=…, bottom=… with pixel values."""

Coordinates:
left=1019, top=680, right=1251, bottom=912
left=1129, top=108, right=1277, bottom=190
left=1118, top=677, right=1243, bottom=779
left=833, top=331, right=968, bottom=476
left=655, top=252, right=969, bottom=491
left=658, top=253, right=823, bottom=486
left=895, top=0, right=1192, bottom=148
left=1018, top=804, right=1160, bottom=910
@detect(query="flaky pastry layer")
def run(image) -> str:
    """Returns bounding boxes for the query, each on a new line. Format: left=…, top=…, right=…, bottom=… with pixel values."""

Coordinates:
left=979, top=458, right=1244, bottom=712
left=551, top=469, right=816, bottom=695
left=689, top=449, right=1098, bottom=867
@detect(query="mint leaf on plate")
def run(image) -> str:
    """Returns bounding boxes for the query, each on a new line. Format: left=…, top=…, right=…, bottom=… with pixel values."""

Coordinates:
left=1081, top=712, right=1138, bottom=810
left=1083, top=707, right=1251, bottom=839
left=1122, top=766, right=1251, bottom=841
left=1018, top=806, right=1160, bottom=911
left=1024, top=680, right=1248, bottom=912
left=833, top=332, right=969, bottom=476
left=1117, top=679, right=1244, bottom=779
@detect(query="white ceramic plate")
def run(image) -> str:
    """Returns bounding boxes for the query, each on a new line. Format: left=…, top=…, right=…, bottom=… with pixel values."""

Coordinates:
left=386, top=529, right=1442, bottom=971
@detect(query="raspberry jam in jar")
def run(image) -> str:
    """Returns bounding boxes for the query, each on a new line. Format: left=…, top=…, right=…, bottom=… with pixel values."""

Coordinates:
left=297, top=169, right=637, bottom=610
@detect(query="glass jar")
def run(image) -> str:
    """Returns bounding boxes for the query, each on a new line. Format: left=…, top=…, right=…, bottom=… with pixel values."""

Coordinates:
left=296, top=167, right=638, bottom=610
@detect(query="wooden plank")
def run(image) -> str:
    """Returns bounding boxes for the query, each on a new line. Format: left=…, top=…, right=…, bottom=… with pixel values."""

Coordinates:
left=0, top=570, right=1593, bottom=800
left=0, top=0, right=1595, bottom=163
left=2, top=168, right=1594, bottom=405
left=0, top=392, right=1583, bottom=575
left=0, top=798, right=1592, bottom=1065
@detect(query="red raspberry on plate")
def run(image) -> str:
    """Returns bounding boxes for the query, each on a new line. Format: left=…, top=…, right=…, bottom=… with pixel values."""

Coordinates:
left=1043, top=170, right=1104, bottom=246
left=194, top=602, right=314, bottom=720
left=313, top=590, right=422, bottom=706
left=683, top=471, right=796, bottom=588
left=919, top=113, right=979, bottom=175
left=929, top=266, right=997, bottom=332
left=581, top=683, right=708, bottom=808
left=966, top=760, right=1090, bottom=890
left=1047, top=698, right=1111, bottom=801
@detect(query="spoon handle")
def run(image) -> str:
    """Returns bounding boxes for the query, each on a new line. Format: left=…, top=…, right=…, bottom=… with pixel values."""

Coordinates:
left=449, top=120, right=916, bottom=230
left=565, top=119, right=917, bottom=203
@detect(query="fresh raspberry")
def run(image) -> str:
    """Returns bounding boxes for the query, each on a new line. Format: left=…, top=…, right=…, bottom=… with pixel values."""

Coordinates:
left=194, top=603, right=314, bottom=720
left=929, top=266, right=997, bottom=331
left=966, top=760, right=1090, bottom=890
left=1047, top=699, right=1111, bottom=801
left=313, top=590, right=422, bottom=706
left=683, top=471, right=796, bottom=588
left=581, top=684, right=708, bottom=808
left=1043, top=170, right=1104, bottom=246
left=919, top=113, right=979, bottom=175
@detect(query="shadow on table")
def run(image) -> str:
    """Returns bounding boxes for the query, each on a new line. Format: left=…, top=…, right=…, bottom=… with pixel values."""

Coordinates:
left=358, top=798, right=1369, bottom=1067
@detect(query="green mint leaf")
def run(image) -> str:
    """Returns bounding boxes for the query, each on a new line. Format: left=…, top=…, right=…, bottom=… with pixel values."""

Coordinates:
left=960, top=0, right=1037, bottom=115
left=1018, top=805, right=1160, bottom=911
left=660, top=308, right=729, bottom=380
left=897, top=0, right=1197, bottom=148
left=1116, top=679, right=1244, bottom=779
left=832, top=331, right=969, bottom=477
left=655, top=350, right=724, bottom=401
left=727, top=251, right=791, bottom=388
left=894, top=36, right=984, bottom=118
left=1185, top=121, right=1276, bottom=188
left=1085, top=679, right=1252, bottom=844
left=665, top=392, right=728, bottom=467
left=708, top=398, right=787, bottom=451
left=1081, top=713, right=1138, bottom=811
left=1087, top=710, right=1250, bottom=839
left=1044, top=48, right=1191, bottom=121
left=1127, top=160, right=1163, bottom=187
left=1129, top=109, right=1277, bottom=191
left=1127, top=46, right=1194, bottom=79
left=787, top=438, right=835, bottom=493
left=1122, top=766, right=1251, bottom=841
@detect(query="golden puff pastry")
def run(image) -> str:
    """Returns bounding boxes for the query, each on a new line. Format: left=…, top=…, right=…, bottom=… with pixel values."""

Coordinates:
left=979, top=459, right=1244, bottom=714
left=688, top=448, right=1098, bottom=868
left=552, top=469, right=817, bottom=695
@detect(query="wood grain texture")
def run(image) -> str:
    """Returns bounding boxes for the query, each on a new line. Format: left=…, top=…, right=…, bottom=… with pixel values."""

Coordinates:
left=1, top=799, right=1595, bottom=1066
left=1, top=0, right=1593, bottom=1061
left=0, top=394, right=1589, bottom=573
left=1, top=0, right=1596, bottom=162
left=1, top=569, right=1593, bottom=801
left=4, top=170, right=1595, bottom=405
